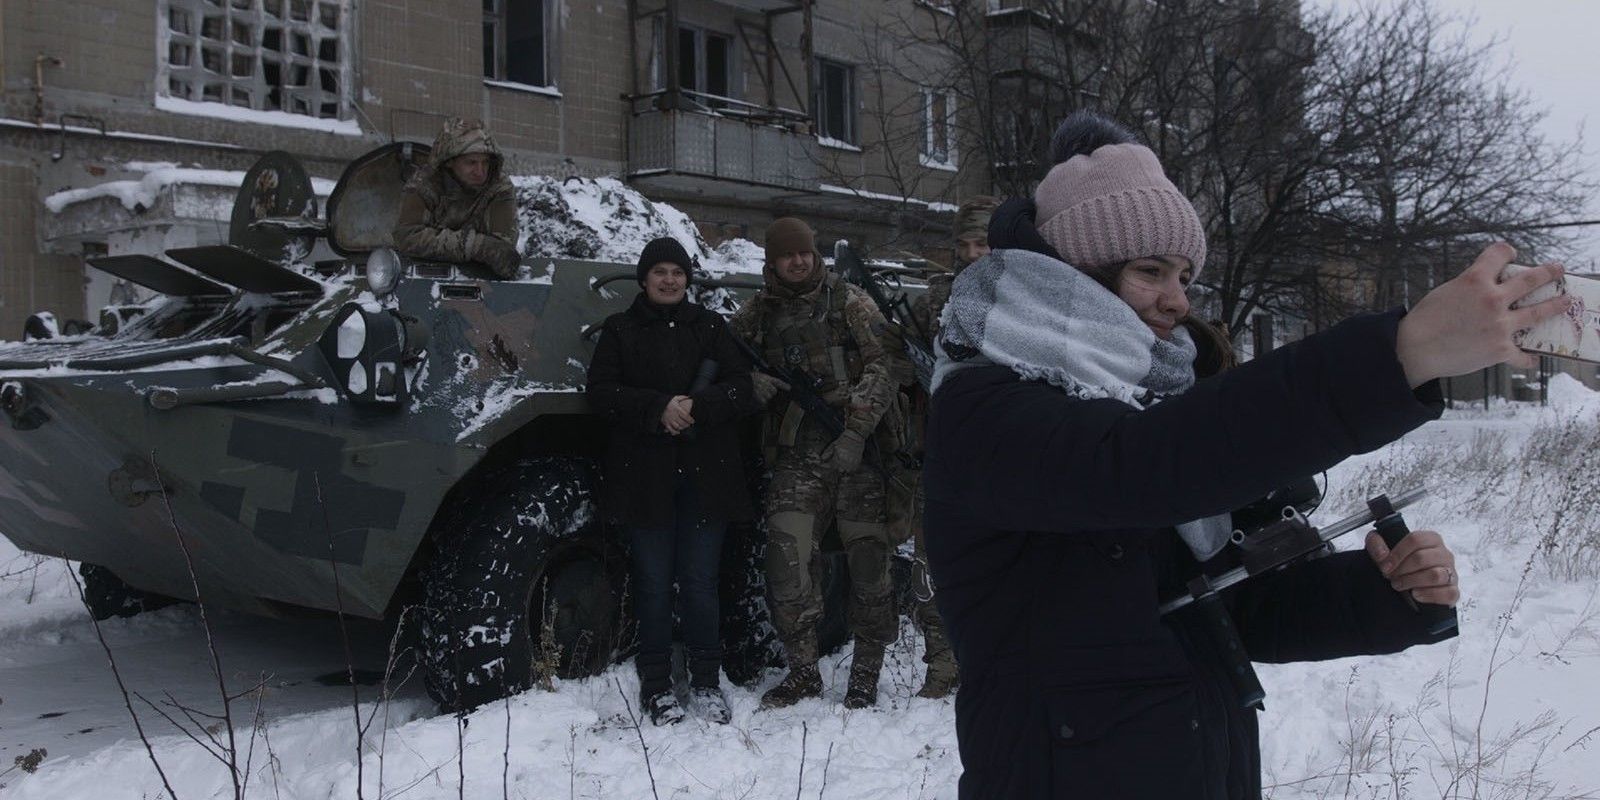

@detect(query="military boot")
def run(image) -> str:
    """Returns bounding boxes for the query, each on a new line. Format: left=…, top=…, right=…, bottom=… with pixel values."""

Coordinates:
left=915, top=626, right=959, bottom=699
left=915, top=651, right=959, bottom=699
left=759, top=662, right=822, bottom=710
left=843, top=641, right=885, bottom=709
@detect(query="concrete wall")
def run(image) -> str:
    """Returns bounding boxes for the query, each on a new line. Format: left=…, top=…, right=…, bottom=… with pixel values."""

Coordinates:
left=0, top=163, right=87, bottom=335
left=0, top=0, right=983, bottom=334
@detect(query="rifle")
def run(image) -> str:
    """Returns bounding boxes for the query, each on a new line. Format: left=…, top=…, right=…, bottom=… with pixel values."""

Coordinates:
left=1162, top=487, right=1458, bottom=710
left=729, top=330, right=917, bottom=480
left=832, top=240, right=936, bottom=393
left=728, top=333, right=847, bottom=440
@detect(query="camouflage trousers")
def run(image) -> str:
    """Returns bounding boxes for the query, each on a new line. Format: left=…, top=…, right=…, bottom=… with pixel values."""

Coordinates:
left=887, top=462, right=957, bottom=679
left=766, top=420, right=895, bottom=666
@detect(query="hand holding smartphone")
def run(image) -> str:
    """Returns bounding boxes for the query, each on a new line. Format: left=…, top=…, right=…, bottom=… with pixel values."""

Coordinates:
left=1505, top=264, right=1600, bottom=363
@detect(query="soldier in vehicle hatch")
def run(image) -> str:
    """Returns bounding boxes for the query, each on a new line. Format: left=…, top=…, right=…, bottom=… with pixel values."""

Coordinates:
left=392, top=117, right=522, bottom=278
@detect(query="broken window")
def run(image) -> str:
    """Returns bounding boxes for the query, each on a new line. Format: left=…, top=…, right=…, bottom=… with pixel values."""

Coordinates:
left=159, top=0, right=353, bottom=120
left=484, top=0, right=550, bottom=87
left=814, top=59, right=856, bottom=145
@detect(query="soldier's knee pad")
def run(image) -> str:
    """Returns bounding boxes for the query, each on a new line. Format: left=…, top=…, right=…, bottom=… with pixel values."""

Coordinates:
left=843, top=538, right=890, bottom=593
left=765, top=511, right=816, bottom=602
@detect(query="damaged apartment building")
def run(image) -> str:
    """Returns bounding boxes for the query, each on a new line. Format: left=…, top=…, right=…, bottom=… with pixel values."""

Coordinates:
left=1, top=0, right=994, bottom=335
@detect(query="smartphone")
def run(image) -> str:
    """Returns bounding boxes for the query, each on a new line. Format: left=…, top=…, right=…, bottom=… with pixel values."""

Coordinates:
left=1505, top=264, right=1600, bottom=364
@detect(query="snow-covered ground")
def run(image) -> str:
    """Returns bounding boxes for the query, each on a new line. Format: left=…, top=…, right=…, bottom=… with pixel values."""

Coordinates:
left=4, top=380, right=1598, bottom=798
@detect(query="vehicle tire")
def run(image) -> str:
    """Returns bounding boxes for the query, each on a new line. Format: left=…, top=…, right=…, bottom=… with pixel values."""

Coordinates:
left=77, top=563, right=179, bottom=620
left=418, top=457, right=623, bottom=712
left=718, top=520, right=782, bottom=686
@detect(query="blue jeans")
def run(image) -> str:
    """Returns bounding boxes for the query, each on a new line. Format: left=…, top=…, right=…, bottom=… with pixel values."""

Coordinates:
left=628, top=481, right=726, bottom=692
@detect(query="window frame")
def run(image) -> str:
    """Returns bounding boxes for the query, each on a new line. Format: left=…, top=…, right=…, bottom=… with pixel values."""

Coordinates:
left=813, top=57, right=858, bottom=147
left=650, top=21, right=735, bottom=105
left=483, top=0, right=553, bottom=89
left=919, top=86, right=958, bottom=171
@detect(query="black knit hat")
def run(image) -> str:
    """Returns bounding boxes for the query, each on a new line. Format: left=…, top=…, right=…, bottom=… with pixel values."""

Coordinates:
left=636, top=237, right=696, bottom=286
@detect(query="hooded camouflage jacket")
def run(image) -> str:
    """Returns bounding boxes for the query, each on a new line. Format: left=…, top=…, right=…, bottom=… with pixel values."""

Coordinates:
left=392, top=119, right=520, bottom=277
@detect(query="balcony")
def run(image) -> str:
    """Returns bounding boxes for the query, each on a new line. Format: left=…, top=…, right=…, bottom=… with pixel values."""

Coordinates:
left=627, top=92, right=820, bottom=203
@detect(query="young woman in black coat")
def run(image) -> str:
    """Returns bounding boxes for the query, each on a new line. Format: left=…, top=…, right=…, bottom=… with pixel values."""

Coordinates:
left=586, top=236, right=760, bottom=726
left=921, top=112, right=1570, bottom=799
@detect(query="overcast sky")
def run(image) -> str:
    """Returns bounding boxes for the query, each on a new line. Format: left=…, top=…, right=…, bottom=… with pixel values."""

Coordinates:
left=1315, top=0, right=1600, bottom=270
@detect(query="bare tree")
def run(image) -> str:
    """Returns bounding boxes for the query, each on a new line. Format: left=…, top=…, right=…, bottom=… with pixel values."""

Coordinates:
left=1305, top=0, right=1594, bottom=310
left=859, top=0, right=1596, bottom=339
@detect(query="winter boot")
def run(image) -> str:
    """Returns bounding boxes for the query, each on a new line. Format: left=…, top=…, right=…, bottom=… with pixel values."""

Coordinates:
left=642, top=689, right=685, bottom=726
left=915, top=651, right=960, bottom=699
left=636, top=651, right=681, bottom=725
left=915, top=627, right=959, bottom=699
left=843, top=641, right=885, bottom=709
left=687, top=686, right=732, bottom=724
left=759, top=663, right=822, bottom=709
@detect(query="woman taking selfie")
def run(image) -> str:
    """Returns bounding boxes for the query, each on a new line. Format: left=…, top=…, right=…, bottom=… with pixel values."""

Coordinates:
left=587, top=236, right=759, bottom=726
left=922, top=112, right=1568, bottom=798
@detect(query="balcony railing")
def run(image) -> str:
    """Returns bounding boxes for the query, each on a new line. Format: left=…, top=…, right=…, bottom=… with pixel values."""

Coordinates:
left=627, top=90, right=819, bottom=193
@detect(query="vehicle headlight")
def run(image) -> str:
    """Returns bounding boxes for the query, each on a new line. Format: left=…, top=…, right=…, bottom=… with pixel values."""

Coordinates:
left=366, top=247, right=402, bottom=297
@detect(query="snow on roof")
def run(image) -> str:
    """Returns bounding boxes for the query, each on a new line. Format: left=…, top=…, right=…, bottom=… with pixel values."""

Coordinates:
left=44, top=164, right=337, bottom=214
left=511, top=175, right=764, bottom=276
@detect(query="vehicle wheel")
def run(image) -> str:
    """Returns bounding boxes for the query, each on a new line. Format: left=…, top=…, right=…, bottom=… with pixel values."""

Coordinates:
left=418, top=457, right=623, bottom=712
left=718, top=520, right=782, bottom=686
left=77, top=563, right=179, bottom=620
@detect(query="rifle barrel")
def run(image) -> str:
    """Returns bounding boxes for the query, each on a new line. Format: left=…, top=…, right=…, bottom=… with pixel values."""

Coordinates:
left=1157, top=487, right=1431, bottom=615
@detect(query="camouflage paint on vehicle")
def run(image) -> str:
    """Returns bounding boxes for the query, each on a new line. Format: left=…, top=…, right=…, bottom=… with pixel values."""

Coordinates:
left=0, top=146, right=648, bottom=620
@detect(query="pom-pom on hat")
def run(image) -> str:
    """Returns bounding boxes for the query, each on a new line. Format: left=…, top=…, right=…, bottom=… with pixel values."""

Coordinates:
left=1033, top=113, right=1207, bottom=278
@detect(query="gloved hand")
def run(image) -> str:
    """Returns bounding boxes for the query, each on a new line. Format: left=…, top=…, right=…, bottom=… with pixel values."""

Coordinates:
left=750, top=372, right=790, bottom=405
left=821, top=429, right=867, bottom=473
left=474, top=237, right=523, bottom=279
left=457, top=229, right=485, bottom=259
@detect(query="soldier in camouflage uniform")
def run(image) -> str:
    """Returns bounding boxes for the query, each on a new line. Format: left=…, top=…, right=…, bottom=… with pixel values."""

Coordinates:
left=392, top=118, right=522, bottom=278
left=910, top=195, right=995, bottom=340
left=729, top=217, right=900, bottom=710
left=897, top=196, right=996, bottom=699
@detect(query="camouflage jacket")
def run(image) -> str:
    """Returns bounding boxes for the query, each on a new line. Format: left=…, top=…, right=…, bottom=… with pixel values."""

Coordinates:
left=393, top=119, right=520, bottom=277
left=729, top=268, right=897, bottom=441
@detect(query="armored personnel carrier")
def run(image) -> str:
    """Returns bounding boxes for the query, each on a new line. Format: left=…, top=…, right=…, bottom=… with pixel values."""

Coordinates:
left=0, top=144, right=799, bottom=710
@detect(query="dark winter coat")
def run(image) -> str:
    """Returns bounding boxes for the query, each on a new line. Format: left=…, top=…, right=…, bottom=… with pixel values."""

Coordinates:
left=924, top=282, right=1455, bottom=794
left=586, top=294, right=760, bottom=529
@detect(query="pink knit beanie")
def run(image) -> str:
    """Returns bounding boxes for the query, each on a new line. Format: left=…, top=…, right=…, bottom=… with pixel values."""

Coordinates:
left=1033, top=143, right=1207, bottom=277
